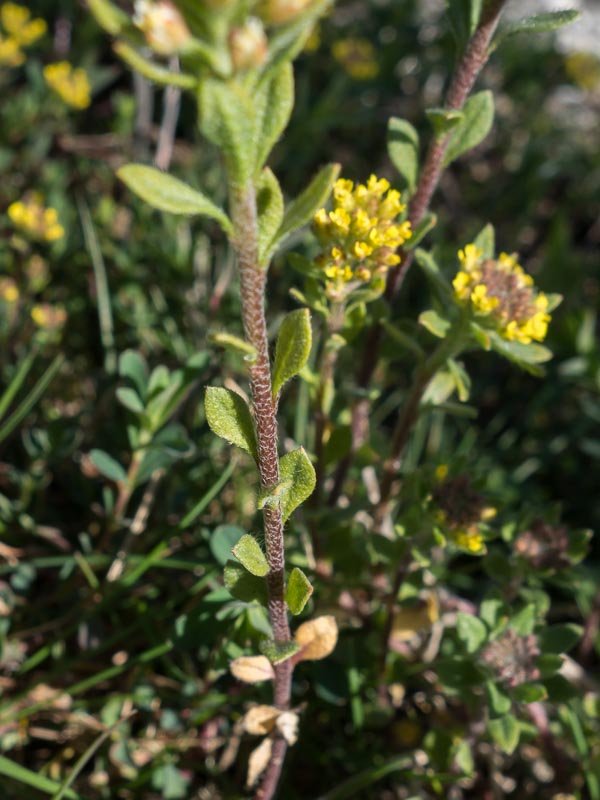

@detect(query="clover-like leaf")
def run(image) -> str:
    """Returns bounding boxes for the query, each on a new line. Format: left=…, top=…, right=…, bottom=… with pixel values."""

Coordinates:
left=285, top=567, right=313, bottom=615
left=232, top=534, right=270, bottom=577
left=279, top=447, right=316, bottom=523
left=272, top=309, right=312, bottom=399
left=205, top=387, right=258, bottom=460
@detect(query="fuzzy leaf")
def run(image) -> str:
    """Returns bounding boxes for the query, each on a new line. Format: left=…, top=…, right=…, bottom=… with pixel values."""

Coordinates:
left=118, top=164, right=233, bottom=235
left=277, top=163, right=341, bottom=242
left=89, top=449, right=127, bottom=484
left=87, top=0, right=130, bottom=34
left=285, top=567, right=313, bottom=615
left=230, top=656, right=275, bottom=684
left=246, top=737, right=272, bottom=789
left=387, top=117, right=419, bottom=193
left=272, top=309, right=312, bottom=398
left=204, top=387, right=258, bottom=460
left=426, top=107, right=464, bottom=136
left=487, top=332, right=552, bottom=369
left=456, top=612, right=488, bottom=653
left=279, top=447, right=316, bottom=522
left=497, top=10, right=580, bottom=44
left=294, top=615, right=338, bottom=661
left=232, top=534, right=270, bottom=577
left=253, top=62, right=294, bottom=173
left=419, top=309, right=451, bottom=338
left=223, top=561, right=268, bottom=605
left=488, top=714, right=520, bottom=755
left=209, top=332, right=256, bottom=361
left=256, top=168, right=284, bottom=267
left=473, top=223, right=495, bottom=258
left=443, top=91, right=494, bottom=167
left=259, top=638, right=301, bottom=664
left=114, top=42, right=197, bottom=89
left=198, top=78, right=255, bottom=186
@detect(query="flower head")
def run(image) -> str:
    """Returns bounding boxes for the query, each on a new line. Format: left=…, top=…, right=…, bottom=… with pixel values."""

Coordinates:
left=481, top=629, right=540, bottom=688
left=259, top=0, right=314, bottom=26
left=0, top=277, right=19, bottom=304
left=8, top=193, right=65, bottom=242
left=31, top=303, right=67, bottom=331
left=433, top=474, right=495, bottom=556
left=453, top=245, right=551, bottom=344
left=514, top=519, right=572, bottom=571
left=133, top=0, right=191, bottom=56
left=43, top=62, right=91, bottom=110
left=0, top=3, right=46, bottom=46
left=332, top=38, right=379, bottom=80
left=313, top=175, right=411, bottom=298
left=229, top=18, right=268, bottom=71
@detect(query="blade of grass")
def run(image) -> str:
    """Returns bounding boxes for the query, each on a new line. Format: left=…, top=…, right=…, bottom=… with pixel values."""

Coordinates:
left=316, top=757, right=412, bottom=800
left=0, top=354, right=64, bottom=444
left=77, top=194, right=117, bottom=374
left=0, top=755, right=80, bottom=799
left=179, top=458, right=235, bottom=528
left=0, top=348, right=37, bottom=420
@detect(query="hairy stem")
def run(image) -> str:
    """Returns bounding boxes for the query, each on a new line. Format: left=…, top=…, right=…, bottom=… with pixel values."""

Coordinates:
left=328, top=0, right=508, bottom=507
left=230, top=182, right=291, bottom=800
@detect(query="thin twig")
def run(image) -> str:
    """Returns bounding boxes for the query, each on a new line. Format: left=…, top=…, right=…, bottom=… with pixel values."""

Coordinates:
left=154, top=57, right=181, bottom=171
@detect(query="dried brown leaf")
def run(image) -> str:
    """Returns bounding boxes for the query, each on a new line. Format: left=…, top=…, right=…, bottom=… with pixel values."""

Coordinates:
left=243, top=705, right=280, bottom=736
left=246, top=736, right=273, bottom=788
left=230, top=655, right=275, bottom=684
left=294, top=615, right=338, bottom=661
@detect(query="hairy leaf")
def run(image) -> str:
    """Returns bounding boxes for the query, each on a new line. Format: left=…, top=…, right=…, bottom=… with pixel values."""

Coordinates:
left=279, top=447, right=316, bottom=522
left=387, top=117, right=419, bottom=193
left=285, top=567, right=313, bottom=615
left=232, top=534, right=270, bottom=577
left=272, top=309, right=312, bottom=398
left=443, top=91, right=494, bottom=167
left=204, top=387, right=258, bottom=459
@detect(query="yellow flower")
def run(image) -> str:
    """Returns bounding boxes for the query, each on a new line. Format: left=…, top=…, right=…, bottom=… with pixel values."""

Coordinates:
left=313, top=174, right=411, bottom=297
left=0, top=3, right=46, bottom=47
left=453, top=243, right=552, bottom=344
left=0, top=33, right=22, bottom=65
left=43, top=62, right=91, bottom=110
left=31, top=303, right=67, bottom=330
left=8, top=193, right=65, bottom=242
left=0, top=277, right=19, bottom=303
left=133, top=0, right=191, bottom=56
left=332, top=38, right=379, bottom=81
left=451, top=528, right=485, bottom=554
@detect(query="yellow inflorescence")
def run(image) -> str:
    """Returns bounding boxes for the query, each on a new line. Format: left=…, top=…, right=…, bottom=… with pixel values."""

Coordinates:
left=43, top=62, right=91, bottom=110
left=31, top=303, right=67, bottom=330
left=450, top=528, right=485, bottom=554
left=8, top=193, right=65, bottom=242
left=314, top=175, right=411, bottom=296
left=0, top=2, right=45, bottom=66
left=332, top=38, right=379, bottom=80
left=0, top=277, right=19, bottom=304
left=452, top=244, right=551, bottom=344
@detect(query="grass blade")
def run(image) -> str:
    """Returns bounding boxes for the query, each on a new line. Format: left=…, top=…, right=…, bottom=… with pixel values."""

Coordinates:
left=0, top=354, right=64, bottom=444
left=0, top=348, right=37, bottom=420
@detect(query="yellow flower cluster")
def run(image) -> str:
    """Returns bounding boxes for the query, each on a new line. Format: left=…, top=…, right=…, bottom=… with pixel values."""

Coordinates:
left=432, top=473, right=495, bottom=556
left=8, top=193, right=65, bottom=242
left=0, top=2, right=46, bottom=67
left=449, top=528, right=485, bottom=554
left=453, top=244, right=551, bottom=344
left=31, top=303, right=67, bottom=331
left=43, top=62, right=91, bottom=110
left=332, top=38, right=379, bottom=80
left=0, top=277, right=19, bottom=304
left=314, top=176, right=411, bottom=296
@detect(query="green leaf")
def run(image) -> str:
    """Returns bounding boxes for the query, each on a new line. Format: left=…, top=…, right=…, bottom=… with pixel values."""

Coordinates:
left=116, top=387, right=145, bottom=414
left=512, top=682, right=547, bottom=704
left=496, top=10, right=580, bottom=46
left=256, top=167, right=284, bottom=267
left=198, top=78, right=255, bottom=186
left=488, top=714, right=520, bottom=755
left=473, top=223, right=495, bottom=259
left=508, top=603, right=537, bottom=636
left=224, top=560, right=268, bottom=605
left=537, top=624, right=582, bottom=654
left=253, top=62, right=294, bottom=173
left=426, top=107, right=464, bottom=136
left=210, top=525, right=244, bottom=565
left=456, top=612, right=488, bottom=653
left=209, top=331, right=256, bottom=361
left=414, top=248, right=453, bottom=296
left=232, top=534, right=270, bottom=577
left=277, top=163, right=341, bottom=242
left=259, top=638, right=301, bottom=664
left=87, top=0, right=130, bottom=35
left=0, top=754, right=80, bottom=799
left=405, top=212, right=436, bottom=250
left=419, top=309, right=451, bottom=338
left=118, top=350, right=149, bottom=398
left=487, top=331, right=552, bottom=370
left=387, top=117, right=419, bottom=193
left=446, top=0, right=482, bottom=53
left=114, top=42, right=197, bottom=89
left=485, top=681, right=512, bottom=717
left=117, top=164, right=233, bottom=235
left=447, top=358, right=470, bottom=401
left=285, top=567, right=313, bottom=615
left=278, top=447, right=316, bottom=522
left=89, top=449, right=127, bottom=484
left=204, top=387, right=258, bottom=460
left=272, top=309, right=312, bottom=398
left=152, top=763, right=189, bottom=799
left=443, top=90, right=494, bottom=167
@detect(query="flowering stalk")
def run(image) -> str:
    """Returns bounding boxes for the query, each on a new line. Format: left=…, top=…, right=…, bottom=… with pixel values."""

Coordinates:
left=229, top=181, right=292, bottom=800
left=329, top=0, right=509, bottom=507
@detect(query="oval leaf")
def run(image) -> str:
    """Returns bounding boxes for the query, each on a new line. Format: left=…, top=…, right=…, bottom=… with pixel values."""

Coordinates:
left=117, top=164, right=233, bottom=235
left=230, top=656, right=275, bottom=684
left=232, top=534, right=270, bottom=577
left=294, top=615, right=338, bottom=661
left=279, top=447, right=316, bottom=523
left=285, top=567, right=313, bottom=615
left=443, top=90, right=494, bottom=167
left=246, top=737, right=272, bottom=789
left=243, top=705, right=280, bottom=735
left=387, top=117, right=419, bottom=193
left=253, top=62, right=294, bottom=173
left=224, top=561, right=268, bottom=605
left=259, top=638, right=301, bottom=664
left=256, top=167, right=284, bottom=267
left=205, top=387, right=258, bottom=460
left=89, top=449, right=127, bottom=484
left=272, top=309, right=312, bottom=399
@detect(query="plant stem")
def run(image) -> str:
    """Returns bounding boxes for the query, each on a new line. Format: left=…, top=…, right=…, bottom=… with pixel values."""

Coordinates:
left=328, top=0, right=508, bottom=507
left=230, top=181, right=292, bottom=800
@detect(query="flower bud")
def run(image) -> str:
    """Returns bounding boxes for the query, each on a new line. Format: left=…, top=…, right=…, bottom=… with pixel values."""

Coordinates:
left=229, top=17, right=268, bottom=71
left=133, top=1, right=191, bottom=56
left=260, top=0, right=313, bottom=26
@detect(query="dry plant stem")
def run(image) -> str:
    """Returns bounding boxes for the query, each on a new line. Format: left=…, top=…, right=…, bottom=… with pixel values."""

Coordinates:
left=154, top=57, right=181, bottom=171
left=328, top=0, right=508, bottom=508
left=230, top=183, right=292, bottom=800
